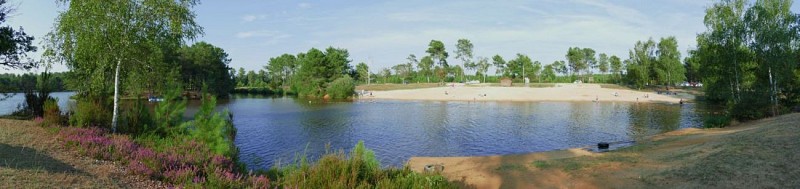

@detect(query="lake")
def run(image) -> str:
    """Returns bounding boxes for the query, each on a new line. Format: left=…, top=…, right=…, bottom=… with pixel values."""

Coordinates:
left=0, top=92, right=76, bottom=115
left=0, top=93, right=708, bottom=170
left=220, top=95, right=706, bottom=170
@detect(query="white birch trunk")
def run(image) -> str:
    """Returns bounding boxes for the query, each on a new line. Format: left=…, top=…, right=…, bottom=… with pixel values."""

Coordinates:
left=111, top=59, right=121, bottom=133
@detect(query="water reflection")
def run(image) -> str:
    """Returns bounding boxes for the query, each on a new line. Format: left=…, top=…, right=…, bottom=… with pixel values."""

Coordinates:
left=228, top=98, right=705, bottom=170
left=0, top=93, right=706, bottom=170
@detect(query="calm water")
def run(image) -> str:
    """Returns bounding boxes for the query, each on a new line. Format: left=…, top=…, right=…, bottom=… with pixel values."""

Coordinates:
left=0, top=93, right=707, bottom=170
left=0, top=92, right=76, bottom=115
left=220, top=95, right=706, bottom=169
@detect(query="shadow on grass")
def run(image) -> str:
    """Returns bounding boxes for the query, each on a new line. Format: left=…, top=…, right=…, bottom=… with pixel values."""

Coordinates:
left=0, top=143, right=85, bottom=175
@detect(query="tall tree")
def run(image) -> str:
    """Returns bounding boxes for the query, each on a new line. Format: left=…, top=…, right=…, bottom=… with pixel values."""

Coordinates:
left=178, top=42, right=234, bottom=97
left=475, top=57, right=490, bottom=83
left=266, top=53, right=297, bottom=88
left=355, top=62, right=369, bottom=84
left=532, top=61, right=542, bottom=82
left=744, top=0, right=799, bottom=116
left=699, top=0, right=749, bottom=104
left=418, top=55, right=434, bottom=83
left=507, top=53, right=532, bottom=79
left=598, top=53, right=609, bottom=74
left=626, top=39, right=657, bottom=88
left=49, top=0, right=202, bottom=131
left=582, top=48, right=597, bottom=77
left=454, top=39, right=475, bottom=80
left=492, top=54, right=507, bottom=77
left=609, top=55, right=623, bottom=82
left=552, top=60, right=568, bottom=76
left=426, top=40, right=448, bottom=82
left=655, top=36, right=685, bottom=87
left=542, top=64, right=556, bottom=82
left=683, top=50, right=701, bottom=84
left=566, top=47, right=585, bottom=78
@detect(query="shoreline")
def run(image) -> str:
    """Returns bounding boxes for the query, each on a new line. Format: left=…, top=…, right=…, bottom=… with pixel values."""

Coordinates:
left=359, top=83, right=691, bottom=104
left=405, top=113, right=800, bottom=188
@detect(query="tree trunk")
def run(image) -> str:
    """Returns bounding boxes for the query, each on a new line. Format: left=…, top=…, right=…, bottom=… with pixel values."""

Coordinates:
left=112, top=59, right=121, bottom=133
left=768, top=67, right=777, bottom=116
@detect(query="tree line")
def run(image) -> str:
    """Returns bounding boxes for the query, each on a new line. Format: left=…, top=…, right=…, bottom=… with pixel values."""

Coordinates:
left=361, top=37, right=682, bottom=88
left=689, top=0, right=800, bottom=121
left=262, top=47, right=356, bottom=98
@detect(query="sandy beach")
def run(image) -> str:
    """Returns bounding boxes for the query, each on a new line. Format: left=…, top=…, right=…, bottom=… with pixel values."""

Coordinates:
left=360, top=83, right=689, bottom=104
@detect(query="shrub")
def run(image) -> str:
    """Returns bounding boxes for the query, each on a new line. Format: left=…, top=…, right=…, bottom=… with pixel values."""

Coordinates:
left=326, top=75, right=355, bottom=99
left=120, top=99, right=153, bottom=135
left=181, top=94, right=237, bottom=157
left=42, top=98, right=64, bottom=126
left=272, top=140, right=457, bottom=189
left=57, top=127, right=268, bottom=188
left=704, top=114, right=732, bottom=128
left=152, top=90, right=187, bottom=136
left=69, top=97, right=112, bottom=128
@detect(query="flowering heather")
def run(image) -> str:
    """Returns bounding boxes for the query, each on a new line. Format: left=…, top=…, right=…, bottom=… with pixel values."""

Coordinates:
left=57, top=127, right=270, bottom=188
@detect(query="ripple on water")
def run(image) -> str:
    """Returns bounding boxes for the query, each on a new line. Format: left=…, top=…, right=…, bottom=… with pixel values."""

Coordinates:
left=211, top=98, right=709, bottom=169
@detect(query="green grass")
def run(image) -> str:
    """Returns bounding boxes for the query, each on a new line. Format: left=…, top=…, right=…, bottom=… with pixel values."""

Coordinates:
left=532, top=160, right=552, bottom=169
left=268, top=141, right=458, bottom=188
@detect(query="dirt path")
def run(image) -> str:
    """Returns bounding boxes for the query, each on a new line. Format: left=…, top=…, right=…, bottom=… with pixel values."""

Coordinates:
left=408, top=113, right=800, bottom=189
left=0, top=119, right=164, bottom=188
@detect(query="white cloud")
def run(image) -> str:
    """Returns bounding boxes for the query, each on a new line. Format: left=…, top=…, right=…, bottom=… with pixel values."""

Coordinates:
left=298, top=3, right=311, bottom=9
left=235, top=30, right=291, bottom=41
left=241, top=14, right=267, bottom=23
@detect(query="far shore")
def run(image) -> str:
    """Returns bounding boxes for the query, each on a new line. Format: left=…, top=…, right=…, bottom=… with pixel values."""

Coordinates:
left=359, top=83, right=691, bottom=104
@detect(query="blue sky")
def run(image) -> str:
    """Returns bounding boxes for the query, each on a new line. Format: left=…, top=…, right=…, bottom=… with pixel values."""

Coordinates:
left=4, top=0, right=800, bottom=74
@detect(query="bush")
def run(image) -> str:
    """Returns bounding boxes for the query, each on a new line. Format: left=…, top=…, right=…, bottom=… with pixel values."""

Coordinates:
left=272, top=141, right=457, bottom=188
left=120, top=99, right=153, bottom=135
left=326, top=75, right=355, bottom=99
left=704, top=114, right=732, bottom=128
left=58, top=127, right=269, bottom=188
left=152, top=89, right=187, bottom=136
left=181, top=94, right=237, bottom=157
left=42, top=98, right=64, bottom=126
left=69, top=97, right=112, bottom=128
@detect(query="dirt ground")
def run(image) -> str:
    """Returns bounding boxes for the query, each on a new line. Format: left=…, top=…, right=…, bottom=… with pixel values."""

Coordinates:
left=408, top=113, right=800, bottom=189
left=361, top=83, right=688, bottom=104
left=0, top=119, right=165, bottom=188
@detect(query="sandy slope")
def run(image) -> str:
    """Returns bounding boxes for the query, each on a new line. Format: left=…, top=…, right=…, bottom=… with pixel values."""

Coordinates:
left=361, top=84, right=688, bottom=104
left=407, top=113, right=800, bottom=189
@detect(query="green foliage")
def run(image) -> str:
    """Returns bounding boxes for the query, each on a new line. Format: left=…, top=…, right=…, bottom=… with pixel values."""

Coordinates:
left=178, top=42, right=235, bottom=98
left=507, top=53, right=533, bottom=79
left=49, top=0, right=202, bottom=98
left=693, top=0, right=800, bottom=121
left=181, top=95, right=237, bottom=157
left=290, top=47, right=354, bottom=98
left=271, top=141, right=457, bottom=188
left=152, top=90, right=187, bottom=137
left=266, top=54, right=298, bottom=88
left=704, top=114, right=732, bottom=128
left=655, top=36, right=686, bottom=86
left=0, top=0, right=37, bottom=70
left=120, top=99, right=152, bottom=135
left=327, top=75, right=356, bottom=99
left=355, top=62, right=370, bottom=83
left=69, top=97, right=112, bottom=128
left=42, top=98, right=64, bottom=126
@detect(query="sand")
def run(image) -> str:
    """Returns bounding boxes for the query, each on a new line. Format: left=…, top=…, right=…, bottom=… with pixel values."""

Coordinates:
left=405, top=114, right=800, bottom=189
left=360, top=83, right=688, bottom=104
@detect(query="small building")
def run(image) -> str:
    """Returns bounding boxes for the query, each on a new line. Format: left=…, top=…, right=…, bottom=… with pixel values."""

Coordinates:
left=500, top=78, right=513, bottom=87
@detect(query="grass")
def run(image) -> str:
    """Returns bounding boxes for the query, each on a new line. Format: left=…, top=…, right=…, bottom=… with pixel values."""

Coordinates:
left=267, top=141, right=457, bottom=188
